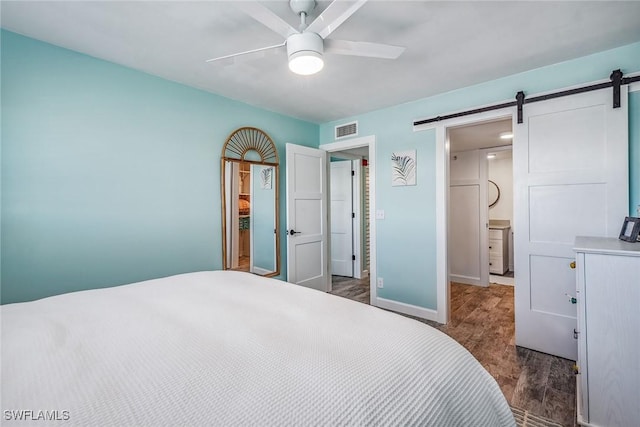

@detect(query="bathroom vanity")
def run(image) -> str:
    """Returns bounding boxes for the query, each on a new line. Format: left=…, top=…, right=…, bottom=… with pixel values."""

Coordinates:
left=489, top=221, right=510, bottom=275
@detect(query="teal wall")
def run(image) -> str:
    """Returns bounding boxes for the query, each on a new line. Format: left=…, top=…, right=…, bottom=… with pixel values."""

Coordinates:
left=320, top=41, right=640, bottom=311
left=2, top=29, right=639, bottom=310
left=1, top=30, right=318, bottom=304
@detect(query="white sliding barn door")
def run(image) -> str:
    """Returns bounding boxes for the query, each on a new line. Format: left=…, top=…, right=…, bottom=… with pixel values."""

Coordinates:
left=514, top=87, right=628, bottom=360
left=330, top=160, right=354, bottom=277
left=286, top=143, right=329, bottom=292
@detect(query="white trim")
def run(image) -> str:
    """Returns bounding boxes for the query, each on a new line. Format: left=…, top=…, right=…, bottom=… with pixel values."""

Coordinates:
left=489, top=274, right=514, bottom=286
left=249, top=168, right=255, bottom=273
left=450, top=274, right=484, bottom=286
left=479, top=146, right=491, bottom=286
left=375, top=297, right=439, bottom=323
left=352, top=159, right=363, bottom=280
left=435, top=125, right=448, bottom=323
left=320, top=135, right=377, bottom=305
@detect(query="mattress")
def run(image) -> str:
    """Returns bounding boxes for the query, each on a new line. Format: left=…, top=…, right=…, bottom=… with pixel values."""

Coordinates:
left=1, top=271, right=515, bottom=426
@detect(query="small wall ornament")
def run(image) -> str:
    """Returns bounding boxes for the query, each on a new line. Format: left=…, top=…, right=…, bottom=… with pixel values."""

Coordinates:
left=391, top=150, right=416, bottom=186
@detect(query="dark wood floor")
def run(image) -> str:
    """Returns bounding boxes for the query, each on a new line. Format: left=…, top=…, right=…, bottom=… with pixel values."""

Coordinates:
left=330, top=276, right=576, bottom=427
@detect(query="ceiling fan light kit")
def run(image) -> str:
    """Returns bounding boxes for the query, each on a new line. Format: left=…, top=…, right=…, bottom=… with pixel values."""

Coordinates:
left=288, top=51, right=324, bottom=75
left=206, top=0, right=404, bottom=76
left=287, top=32, right=324, bottom=75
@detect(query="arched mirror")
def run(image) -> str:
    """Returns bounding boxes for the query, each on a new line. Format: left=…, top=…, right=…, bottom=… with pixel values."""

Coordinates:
left=488, top=180, right=500, bottom=208
left=221, top=127, right=279, bottom=277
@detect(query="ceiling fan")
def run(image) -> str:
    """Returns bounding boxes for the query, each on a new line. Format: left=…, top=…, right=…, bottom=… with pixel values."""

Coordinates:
left=206, top=0, right=405, bottom=75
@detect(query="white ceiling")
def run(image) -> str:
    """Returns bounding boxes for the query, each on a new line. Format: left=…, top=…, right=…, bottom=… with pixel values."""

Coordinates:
left=449, top=118, right=512, bottom=152
left=2, top=1, right=640, bottom=124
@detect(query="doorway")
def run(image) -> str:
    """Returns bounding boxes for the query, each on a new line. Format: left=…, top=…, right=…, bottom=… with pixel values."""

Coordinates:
left=319, top=136, right=377, bottom=305
left=447, top=118, right=514, bottom=289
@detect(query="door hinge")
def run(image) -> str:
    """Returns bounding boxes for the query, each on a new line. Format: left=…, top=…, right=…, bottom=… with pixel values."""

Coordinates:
left=352, top=212, right=355, bottom=218
left=352, top=255, right=356, bottom=261
left=351, top=170, right=355, bottom=176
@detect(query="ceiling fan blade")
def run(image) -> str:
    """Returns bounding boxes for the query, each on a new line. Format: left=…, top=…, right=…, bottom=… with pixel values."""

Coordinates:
left=306, top=0, right=368, bottom=39
left=235, top=2, right=297, bottom=39
left=206, top=42, right=286, bottom=63
left=324, top=39, right=405, bottom=59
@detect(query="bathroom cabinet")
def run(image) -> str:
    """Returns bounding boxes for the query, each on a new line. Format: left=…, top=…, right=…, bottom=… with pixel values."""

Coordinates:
left=489, top=226, right=509, bottom=275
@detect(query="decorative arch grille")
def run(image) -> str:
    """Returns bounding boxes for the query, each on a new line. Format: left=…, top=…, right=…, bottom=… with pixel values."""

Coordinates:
left=222, top=127, right=279, bottom=164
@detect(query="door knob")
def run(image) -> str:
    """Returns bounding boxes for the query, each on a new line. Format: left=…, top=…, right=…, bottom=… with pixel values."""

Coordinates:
left=569, top=261, right=576, bottom=269
left=289, top=229, right=301, bottom=236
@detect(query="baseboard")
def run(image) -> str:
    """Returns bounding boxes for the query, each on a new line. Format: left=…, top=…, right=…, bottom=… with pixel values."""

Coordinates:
left=490, top=274, right=514, bottom=286
left=375, top=297, right=439, bottom=323
left=449, top=274, right=484, bottom=287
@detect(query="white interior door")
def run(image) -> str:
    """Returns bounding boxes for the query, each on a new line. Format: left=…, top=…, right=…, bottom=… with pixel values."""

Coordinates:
left=448, top=149, right=489, bottom=286
left=330, top=160, right=354, bottom=277
left=514, top=87, right=628, bottom=360
left=286, top=143, right=329, bottom=291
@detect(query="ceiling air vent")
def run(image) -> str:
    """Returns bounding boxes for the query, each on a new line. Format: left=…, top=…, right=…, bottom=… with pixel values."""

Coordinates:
left=335, top=121, right=358, bottom=140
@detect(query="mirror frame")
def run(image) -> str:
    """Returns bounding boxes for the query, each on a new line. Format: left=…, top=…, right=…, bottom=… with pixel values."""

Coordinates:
left=220, top=127, right=280, bottom=277
left=488, top=179, right=500, bottom=208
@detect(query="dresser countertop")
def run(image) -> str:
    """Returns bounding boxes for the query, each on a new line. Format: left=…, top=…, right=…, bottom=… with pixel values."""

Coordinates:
left=574, top=236, right=640, bottom=257
left=489, top=225, right=511, bottom=230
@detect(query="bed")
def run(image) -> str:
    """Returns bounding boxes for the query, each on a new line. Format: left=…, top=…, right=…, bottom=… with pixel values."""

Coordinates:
left=1, top=271, right=515, bottom=426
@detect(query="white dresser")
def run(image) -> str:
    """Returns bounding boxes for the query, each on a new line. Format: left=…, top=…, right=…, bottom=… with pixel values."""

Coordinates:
left=574, top=236, right=640, bottom=427
left=489, top=225, right=510, bottom=275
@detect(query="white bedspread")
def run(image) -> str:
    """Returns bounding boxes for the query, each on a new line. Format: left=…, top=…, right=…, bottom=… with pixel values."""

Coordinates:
left=1, top=271, right=515, bottom=426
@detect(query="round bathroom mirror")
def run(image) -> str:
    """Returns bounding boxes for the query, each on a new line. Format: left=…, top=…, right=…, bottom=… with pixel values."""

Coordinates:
left=488, top=180, right=500, bottom=208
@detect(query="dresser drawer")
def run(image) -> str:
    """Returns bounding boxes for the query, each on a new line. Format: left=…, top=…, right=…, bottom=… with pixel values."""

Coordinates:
left=489, top=255, right=506, bottom=274
left=489, top=229, right=504, bottom=240
left=489, top=239, right=502, bottom=256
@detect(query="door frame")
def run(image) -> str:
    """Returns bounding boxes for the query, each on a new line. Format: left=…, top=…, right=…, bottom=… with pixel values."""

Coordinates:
left=320, top=135, right=377, bottom=305
left=417, top=108, right=516, bottom=323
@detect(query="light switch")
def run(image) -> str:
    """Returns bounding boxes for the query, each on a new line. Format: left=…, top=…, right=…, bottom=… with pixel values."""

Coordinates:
left=376, top=210, right=385, bottom=220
